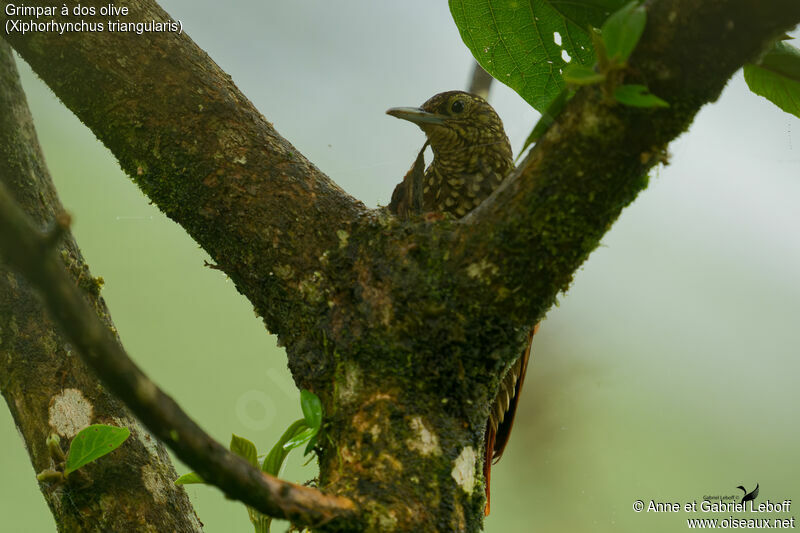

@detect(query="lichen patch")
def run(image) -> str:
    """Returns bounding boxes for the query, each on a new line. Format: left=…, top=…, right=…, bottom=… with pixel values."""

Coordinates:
left=336, top=229, right=349, bottom=249
left=48, top=388, right=92, bottom=438
left=125, top=419, right=161, bottom=459
left=406, top=416, right=441, bottom=456
left=466, top=259, right=498, bottom=282
left=297, top=270, right=325, bottom=303
left=378, top=452, right=403, bottom=472
left=340, top=446, right=356, bottom=464
left=141, top=464, right=168, bottom=504
left=451, top=446, right=477, bottom=493
left=336, top=362, right=361, bottom=404
left=370, top=424, right=381, bottom=440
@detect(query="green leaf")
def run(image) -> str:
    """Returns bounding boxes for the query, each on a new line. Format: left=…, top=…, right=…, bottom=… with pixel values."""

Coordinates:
left=304, top=433, right=319, bottom=457
left=614, top=84, right=668, bottom=107
left=262, top=419, right=309, bottom=476
left=449, top=0, right=629, bottom=111
left=563, top=63, right=605, bottom=85
left=601, top=1, right=646, bottom=63
left=519, top=89, right=573, bottom=156
left=300, top=389, right=323, bottom=430
left=174, top=472, right=205, bottom=485
left=744, top=41, right=800, bottom=118
left=759, top=41, right=800, bottom=79
left=64, top=424, right=130, bottom=475
left=282, top=426, right=316, bottom=451
left=230, top=434, right=259, bottom=468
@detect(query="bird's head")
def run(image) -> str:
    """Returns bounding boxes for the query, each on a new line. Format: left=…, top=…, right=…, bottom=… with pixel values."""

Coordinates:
left=386, top=91, right=511, bottom=161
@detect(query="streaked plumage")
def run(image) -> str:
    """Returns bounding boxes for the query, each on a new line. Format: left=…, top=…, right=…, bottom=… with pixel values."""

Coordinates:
left=387, top=91, right=513, bottom=219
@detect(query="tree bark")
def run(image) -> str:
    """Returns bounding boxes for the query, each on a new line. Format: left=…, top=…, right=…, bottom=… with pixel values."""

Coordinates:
left=0, top=40, right=202, bottom=533
left=2, top=0, right=799, bottom=531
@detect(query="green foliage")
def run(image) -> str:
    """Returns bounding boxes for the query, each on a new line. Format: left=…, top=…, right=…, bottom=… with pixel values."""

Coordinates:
left=300, top=388, right=323, bottom=429
left=253, top=417, right=321, bottom=533
left=613, top=84, right=669, bottom=107
left=64, top=424, right=130, bottom=475
left=279, top=388, right=323, bottom=454
left=230, top=434, right=259, bottom=467
left=281, top=425, right=315, bottom=451
left=563, top=64, right=605, bottom=85
left=744, top=41, right=800, bottom=118
left=454, top=1, right=657, bottom=154
left=449, top=0, right=628, bottom=111
left=261, top=419, right=310, bottom=476
left=173, top=390, right=323, bottom=533
left=174, top=471, right=204, bottom=485
left=600, top=1, right=646, bottom=64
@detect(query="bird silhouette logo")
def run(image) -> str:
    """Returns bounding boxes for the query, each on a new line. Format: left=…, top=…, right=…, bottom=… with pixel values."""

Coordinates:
left=737, top=483, right=759, bottom=504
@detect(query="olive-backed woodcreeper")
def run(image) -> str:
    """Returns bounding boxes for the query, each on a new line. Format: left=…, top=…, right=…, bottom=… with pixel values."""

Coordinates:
left=386, top=90, right=537, bottom=515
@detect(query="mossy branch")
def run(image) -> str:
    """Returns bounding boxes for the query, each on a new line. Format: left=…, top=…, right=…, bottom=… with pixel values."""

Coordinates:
left=0, top=39, right=202, bottom=532
left=1, top=0, right=365, bottom=352
left=458, top=0, right=800, bottom=328
left=3, top=0, right=796, bottom=345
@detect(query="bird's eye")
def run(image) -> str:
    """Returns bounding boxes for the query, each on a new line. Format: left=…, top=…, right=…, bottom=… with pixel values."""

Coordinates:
left=450, top=100, right=465, bottom=114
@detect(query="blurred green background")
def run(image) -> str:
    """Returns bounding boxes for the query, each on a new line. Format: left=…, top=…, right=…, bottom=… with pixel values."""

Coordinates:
left=2, top=2, right=798, bottom=531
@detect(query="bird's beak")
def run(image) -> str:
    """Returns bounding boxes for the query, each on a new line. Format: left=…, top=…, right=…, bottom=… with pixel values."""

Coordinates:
left=386, top=107, right=446, bottom=125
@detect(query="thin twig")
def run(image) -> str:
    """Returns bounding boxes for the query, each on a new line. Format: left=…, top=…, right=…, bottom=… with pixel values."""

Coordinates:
left=468, top=62, right=493, bottom=99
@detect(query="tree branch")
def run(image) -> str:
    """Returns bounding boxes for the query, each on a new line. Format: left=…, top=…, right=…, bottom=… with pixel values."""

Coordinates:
left=458, top=0, right=800, bottom=327
left=0, top=183, right=358, bottom=528
left=1, top=0, right=365, bottom=350
left=6, top=1, right=794, bottom=345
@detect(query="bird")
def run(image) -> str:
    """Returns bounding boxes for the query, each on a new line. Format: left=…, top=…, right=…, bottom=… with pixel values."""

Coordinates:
left=737, top=483, right=759, bottom=504
left=386, top=91, right=513, bottom=219
left=386, top=90, right=536, bottom=515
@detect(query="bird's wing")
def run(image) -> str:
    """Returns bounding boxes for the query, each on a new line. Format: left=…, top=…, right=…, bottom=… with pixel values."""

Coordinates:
left=492, top=324, right=537, bottom=462
left=388, top=142, right=427, bottom=218
left=750, top=484, right=759, bottom=499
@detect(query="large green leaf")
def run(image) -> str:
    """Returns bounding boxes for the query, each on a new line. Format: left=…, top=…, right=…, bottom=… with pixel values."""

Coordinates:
left=449, top=0, right=628, bottom=111
left=744, top=41, right=800, bottom=118
left=64, top=424, right=130, bottom=475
